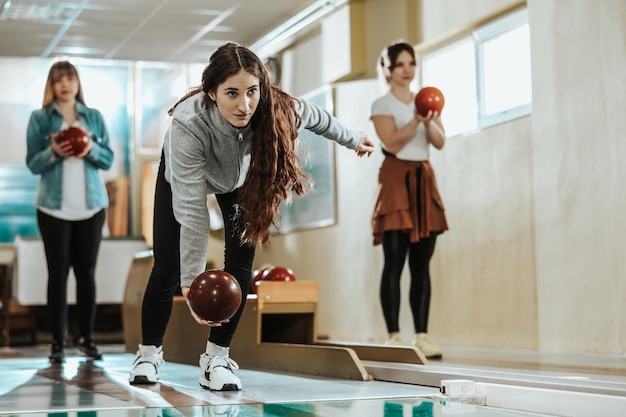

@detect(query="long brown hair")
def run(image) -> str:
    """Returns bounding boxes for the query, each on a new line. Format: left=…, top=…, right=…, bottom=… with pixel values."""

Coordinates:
left=42, top=61, right=86, bottom=107
left=169, top=42, right=311, bottom=245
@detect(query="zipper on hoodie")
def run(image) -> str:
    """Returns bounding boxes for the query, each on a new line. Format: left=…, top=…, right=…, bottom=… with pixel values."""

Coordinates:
left=233, top=128, right=244, bottom=189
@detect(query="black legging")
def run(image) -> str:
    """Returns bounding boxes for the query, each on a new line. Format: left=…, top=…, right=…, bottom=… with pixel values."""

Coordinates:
left=380, top=230, right=437, bottom=334
left=37, top=209, right=105, bottom=344
left=141, top=154, right=256, bottom=348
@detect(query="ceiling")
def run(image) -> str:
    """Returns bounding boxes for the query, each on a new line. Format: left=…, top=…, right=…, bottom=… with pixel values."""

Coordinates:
left=0, top=0, right=346, bottom=64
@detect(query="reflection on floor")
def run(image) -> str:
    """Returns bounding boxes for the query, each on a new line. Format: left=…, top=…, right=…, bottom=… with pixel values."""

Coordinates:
left=0, top=344, right=624, bottom=417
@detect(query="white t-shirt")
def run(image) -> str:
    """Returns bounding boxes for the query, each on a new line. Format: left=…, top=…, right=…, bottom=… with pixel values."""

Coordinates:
left=38, top=121, right=101, bottom=221
left=370, top=92, right=430, bottom=161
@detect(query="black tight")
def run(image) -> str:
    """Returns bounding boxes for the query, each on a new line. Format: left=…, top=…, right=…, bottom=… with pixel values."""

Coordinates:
left=380, top=230, right=437, bottom=334
left=37, top=209, right=105, bottom=344
left=140, top=155, right=256, bottom=348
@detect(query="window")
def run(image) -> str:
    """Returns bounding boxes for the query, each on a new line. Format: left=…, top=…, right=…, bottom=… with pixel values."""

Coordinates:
left=420, top=7, right=531, bottom=136
left=422, top=39, right=477, bottom=136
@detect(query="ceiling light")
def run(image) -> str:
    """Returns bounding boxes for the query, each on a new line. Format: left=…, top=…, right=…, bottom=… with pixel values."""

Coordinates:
left=0, top=1, right=77, bottom=23
left=250, top=0, right=349, bottom=59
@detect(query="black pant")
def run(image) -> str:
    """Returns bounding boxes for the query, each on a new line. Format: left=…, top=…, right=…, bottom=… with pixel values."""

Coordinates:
left=141, top=155, right=256, bottom=348
left=37, top=209, right=105, bottom=344
left=380, top=230, right=437, bottom=334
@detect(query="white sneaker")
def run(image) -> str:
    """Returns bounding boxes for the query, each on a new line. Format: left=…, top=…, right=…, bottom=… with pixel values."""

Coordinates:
left=199, top=353, right=242, bottom=391
left=412, top=333, right=443, bottom=358
left=129, top=344, right=164, bottom=384
left=384, top=334, right=406, bottom=346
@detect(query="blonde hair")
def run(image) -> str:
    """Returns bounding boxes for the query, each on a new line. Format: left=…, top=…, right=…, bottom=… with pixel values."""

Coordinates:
left=42, top=61, right=85, bottom=107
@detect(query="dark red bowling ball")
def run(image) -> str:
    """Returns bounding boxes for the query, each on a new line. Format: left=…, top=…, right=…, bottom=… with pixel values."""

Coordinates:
left=250, top=266, right=272, bottom=294
left=415, top=86, right=445, bottom=117
left=57, top=126, right=89, bottom=155
left=262, top=266, right=296, bottom=282
left=187, top=269, right=242, bottom=322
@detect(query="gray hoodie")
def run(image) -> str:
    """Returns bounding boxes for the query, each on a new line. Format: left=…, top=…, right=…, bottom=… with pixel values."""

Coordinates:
left=164, top=92, right=361, bottom=287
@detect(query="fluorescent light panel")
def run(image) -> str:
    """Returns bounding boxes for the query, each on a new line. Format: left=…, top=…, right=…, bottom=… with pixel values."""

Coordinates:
left=0, top=1, right=78, bottom=23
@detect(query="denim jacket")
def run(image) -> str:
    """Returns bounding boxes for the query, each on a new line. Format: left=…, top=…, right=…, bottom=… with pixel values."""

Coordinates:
left=26, top=101, right=114, bottom=210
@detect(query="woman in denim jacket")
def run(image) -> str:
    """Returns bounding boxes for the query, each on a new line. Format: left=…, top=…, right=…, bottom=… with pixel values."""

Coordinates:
left=26, top=61, right=114, bottom=363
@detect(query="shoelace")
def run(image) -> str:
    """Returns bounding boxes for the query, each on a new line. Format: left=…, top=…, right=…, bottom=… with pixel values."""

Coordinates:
left=208, top=356, right=239, bottom=371
left=135, top=352, right=163, bottom=367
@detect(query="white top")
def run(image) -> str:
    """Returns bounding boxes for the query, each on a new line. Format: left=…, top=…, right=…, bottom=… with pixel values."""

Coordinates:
left=370, top=92, right=430, bottom=161
left=38, top=121, right=101, bottom=221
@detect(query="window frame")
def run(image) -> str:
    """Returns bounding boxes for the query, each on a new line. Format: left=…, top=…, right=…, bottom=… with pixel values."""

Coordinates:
left=474, top=7, right=531, bottom=128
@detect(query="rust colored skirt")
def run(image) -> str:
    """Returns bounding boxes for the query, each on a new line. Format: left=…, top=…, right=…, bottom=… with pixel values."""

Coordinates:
left=372, top=156, right=448, bottom=246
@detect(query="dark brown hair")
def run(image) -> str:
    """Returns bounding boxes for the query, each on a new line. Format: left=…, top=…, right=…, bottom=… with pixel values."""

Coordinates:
left=169, top=42, right=311, bottom=245
left=378, top=41, right=417, bottom=84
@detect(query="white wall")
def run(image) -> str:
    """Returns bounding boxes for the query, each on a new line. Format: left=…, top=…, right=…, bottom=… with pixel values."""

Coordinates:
left=529, top=0, right=626, bottom=353
left=421, top=0, right=522, bottom=39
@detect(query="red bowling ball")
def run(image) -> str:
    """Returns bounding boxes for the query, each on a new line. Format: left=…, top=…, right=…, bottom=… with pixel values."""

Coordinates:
left=57, top=126, right=90, bottom=155
left=415, top=86, right=445, bottom=117
left=250, top=266, right=272, bottom=294
left=262, top=266, right=296, bottom=282
left=187, top=269, right=242, bottom=322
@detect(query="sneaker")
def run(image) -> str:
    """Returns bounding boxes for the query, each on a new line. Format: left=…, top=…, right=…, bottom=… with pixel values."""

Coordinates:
left=412, top=332, right=442, bottom=358
left=79, top=339, right=102, bottom=360
left=384, top=334, right=405, bottom=346
left=49, top=342, right=65, bottom=364
left=129, top=345, right=164, bottom=385
left=199, top=353, right=242, bottom=391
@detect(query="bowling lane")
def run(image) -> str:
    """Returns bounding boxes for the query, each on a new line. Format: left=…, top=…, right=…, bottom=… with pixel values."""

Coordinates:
left=0, top=351, right=439, bottom=414
left=101, top=352, right=441, bottom=405
left=2, top=345, right=624, bottom=417
left=0, top=401, right=563, bottom=417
